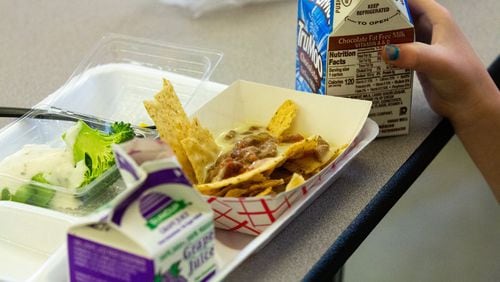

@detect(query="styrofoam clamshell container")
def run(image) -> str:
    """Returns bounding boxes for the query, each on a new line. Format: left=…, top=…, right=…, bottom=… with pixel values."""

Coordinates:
left=0, top=34, right=223, bottom=281
left=0, top=34, right=223, bottom=217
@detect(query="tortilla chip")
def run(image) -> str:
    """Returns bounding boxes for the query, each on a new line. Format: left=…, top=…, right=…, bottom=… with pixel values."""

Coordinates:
left=145, top=81, right=340, bottom=199
left=181, top=118, right=219, bottom=184
left=196, top=154, right=286, bottom=191
left=213, top=185, right=234, bottom=197
left=225, top=188, right=248, bottom=197
left=248, top=173, right=268, bottom=183
left=331, top=143, right=349, bottom=161
left=285, top=173, right=305, bottom=191
left=196, top=134, right=333, bottom=192
left=199, top=188, right=218, bottom=196
left=267, top=100, right=297, bottom=137
left=248, top=179, right=284, bottom=192
left=144, top=79, right=196, bottom=183
left=283, top=156, right=323, bottom=175
left=284, top=135, right=320, bottom=159
left=256, top=186, right=274, bottom=197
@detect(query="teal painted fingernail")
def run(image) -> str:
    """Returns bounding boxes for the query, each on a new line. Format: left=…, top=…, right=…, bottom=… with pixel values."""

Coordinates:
left=385, top=45, right=399, bottom=61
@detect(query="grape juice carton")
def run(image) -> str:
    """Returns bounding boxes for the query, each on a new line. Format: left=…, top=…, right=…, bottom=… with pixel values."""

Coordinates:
left=67, top=139, right=216, bottom=282
left=296, top=0, right=415, bottom=136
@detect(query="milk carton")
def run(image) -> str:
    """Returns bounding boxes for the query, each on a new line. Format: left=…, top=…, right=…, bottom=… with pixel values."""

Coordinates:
left=296, top=0, right=415, bottom=136
left=67, top=139, right=216, bottom=282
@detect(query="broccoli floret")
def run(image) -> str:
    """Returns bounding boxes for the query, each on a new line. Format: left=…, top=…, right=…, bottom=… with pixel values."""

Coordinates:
left=1, top=188, right=12, bottom=200
left=12, top=173, right=55, bottom=208
left=110, top=121, right=136, bottom=143
left=68, top=120, right=134, bottom=185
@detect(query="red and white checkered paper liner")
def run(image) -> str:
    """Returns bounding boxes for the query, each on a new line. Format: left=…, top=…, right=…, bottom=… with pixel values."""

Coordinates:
left=203, top=135, right=363, bottom=236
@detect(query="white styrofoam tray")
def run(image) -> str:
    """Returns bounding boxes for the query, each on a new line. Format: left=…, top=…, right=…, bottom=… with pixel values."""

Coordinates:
left=0, top=201, right=75, bottom=281
left=1, top=64, right=377, bottom=281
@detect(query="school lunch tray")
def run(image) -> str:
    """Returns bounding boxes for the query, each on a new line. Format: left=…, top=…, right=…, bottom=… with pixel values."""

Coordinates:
left=1, top=35, right=378, bottom=281
left=26, top=78, right=377, bottom=281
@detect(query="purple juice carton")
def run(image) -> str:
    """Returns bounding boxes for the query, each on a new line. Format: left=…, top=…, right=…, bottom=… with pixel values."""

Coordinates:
left=296, top=0, right=415, bottom=136
left=67, top=139, right=216, bottom=282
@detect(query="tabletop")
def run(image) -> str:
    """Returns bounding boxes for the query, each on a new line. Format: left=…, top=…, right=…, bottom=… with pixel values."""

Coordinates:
left=1, top=0, right=498, bottom=281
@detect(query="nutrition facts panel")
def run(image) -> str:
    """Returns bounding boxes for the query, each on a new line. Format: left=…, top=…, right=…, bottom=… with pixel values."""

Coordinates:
left=326, top=41, right=413, bottom=135
left=327, top=46, right=412, bottom=106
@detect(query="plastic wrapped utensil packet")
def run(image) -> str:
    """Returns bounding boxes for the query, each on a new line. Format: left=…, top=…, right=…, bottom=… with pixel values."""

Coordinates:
left=67, top=139, right=216, bottom=282
left=160, top=0, right=290, bottom=17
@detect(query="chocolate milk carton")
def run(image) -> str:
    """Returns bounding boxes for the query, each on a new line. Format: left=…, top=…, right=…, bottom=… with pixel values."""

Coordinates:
left=296, top=0, right=415, bottom=136
left=67, top=139, right=216, bottom=282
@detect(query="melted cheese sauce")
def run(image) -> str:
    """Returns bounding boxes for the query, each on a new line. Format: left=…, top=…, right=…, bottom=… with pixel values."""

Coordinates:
left=206, top=125, right=287, bottom=182
left=215, top=125, right=298, bottom=159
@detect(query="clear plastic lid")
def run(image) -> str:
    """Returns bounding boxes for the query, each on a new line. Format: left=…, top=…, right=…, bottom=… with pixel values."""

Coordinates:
left=47, top=33, right=223, bottom=124
left=0, top=34, right=223, bottom=215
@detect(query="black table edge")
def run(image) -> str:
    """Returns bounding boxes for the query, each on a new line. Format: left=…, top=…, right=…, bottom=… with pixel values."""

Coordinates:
left=304, top=118, right=454, bottom=281
left=303, top=56, right=500, bottom=281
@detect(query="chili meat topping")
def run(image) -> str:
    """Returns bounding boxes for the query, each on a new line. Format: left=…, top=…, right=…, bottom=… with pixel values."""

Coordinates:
left=206, top=126, right=281, bottom=182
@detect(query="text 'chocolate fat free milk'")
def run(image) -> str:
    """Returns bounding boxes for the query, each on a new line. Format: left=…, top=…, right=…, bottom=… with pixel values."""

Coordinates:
left=296, top=0, right=415, bottom=136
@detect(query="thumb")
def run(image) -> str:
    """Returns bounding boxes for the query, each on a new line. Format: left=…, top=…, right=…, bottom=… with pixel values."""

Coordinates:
left=382, top=42, right=447, bottom=76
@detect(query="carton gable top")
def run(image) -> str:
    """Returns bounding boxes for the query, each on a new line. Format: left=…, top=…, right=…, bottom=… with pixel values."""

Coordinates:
left=108, top=150, right=213, bottom=256
left=333, top=0, right=413, bottom=35
left=69, top=142, right=214, bottom=257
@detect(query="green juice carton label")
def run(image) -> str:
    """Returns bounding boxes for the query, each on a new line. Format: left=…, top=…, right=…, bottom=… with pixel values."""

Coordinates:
left=296, top=0, right=415, bottom=136
left=67, top=139, right=216, bottom=282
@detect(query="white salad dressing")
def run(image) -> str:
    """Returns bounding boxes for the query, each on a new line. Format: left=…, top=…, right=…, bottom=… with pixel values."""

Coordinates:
left=0, top=121, right=87, bottom=195
left=0, top=144, right=87, bottom=192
